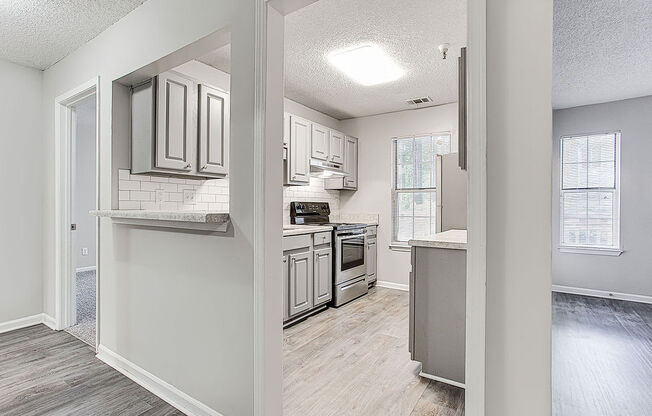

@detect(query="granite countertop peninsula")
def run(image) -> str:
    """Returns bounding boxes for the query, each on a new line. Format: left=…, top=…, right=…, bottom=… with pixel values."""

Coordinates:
left=409, top=229, right=467, bottom=250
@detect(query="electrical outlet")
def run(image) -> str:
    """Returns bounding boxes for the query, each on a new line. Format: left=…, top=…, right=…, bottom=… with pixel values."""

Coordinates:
left=155, top=189, right=165, bottom=204
left=183, top=189, right=196, bottom=204
left=81, top=248, right=89, bottom=256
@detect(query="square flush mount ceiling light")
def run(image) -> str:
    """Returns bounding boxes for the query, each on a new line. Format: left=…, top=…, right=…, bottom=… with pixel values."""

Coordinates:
left=328, top=44, right=404, bottom=86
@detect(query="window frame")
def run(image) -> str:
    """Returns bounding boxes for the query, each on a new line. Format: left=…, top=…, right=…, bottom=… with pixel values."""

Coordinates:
left=558, top=131, right=622, bottom=255
left=390, top=132, right=451, bottom=249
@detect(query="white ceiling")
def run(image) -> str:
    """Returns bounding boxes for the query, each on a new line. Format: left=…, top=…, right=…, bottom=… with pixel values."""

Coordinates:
left=0, top=0, right=147, bottom=70
left=553, top=0, right=652, bottom=109
left=283, top=0, right=467, bottom=119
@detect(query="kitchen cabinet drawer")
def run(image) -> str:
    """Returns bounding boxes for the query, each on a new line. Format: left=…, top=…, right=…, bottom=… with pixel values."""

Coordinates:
left=313, top=232, right=331, bottom=246
left=283, top=234, right=311, bottom=251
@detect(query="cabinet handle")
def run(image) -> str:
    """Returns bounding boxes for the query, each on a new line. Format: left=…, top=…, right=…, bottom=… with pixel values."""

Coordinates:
left=185, top=163, right=192, bottom=169
left=201, top=165, right=208, bottom=171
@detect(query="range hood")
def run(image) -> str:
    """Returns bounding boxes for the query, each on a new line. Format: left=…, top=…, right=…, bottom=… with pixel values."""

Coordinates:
left=310, top=159, right=345, bottom=178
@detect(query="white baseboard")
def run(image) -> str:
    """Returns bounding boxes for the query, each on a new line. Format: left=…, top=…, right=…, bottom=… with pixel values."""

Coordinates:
left=376, top=280, right=409, bottom=292
left=76, top=266, right=97, bottom=273
left=96, top=345, right=223, bottom=416
left=42, top=313, right=57, bottom=330
left=0, top=313, right=57, bottom=334
left=552, top=285, right=652, bottom=304
left=419, top=371, right=466, bottom=389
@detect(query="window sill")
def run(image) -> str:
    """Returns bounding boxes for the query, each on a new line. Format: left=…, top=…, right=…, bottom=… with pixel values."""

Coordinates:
left=389, top=244, right=412, bottom=252
left=558, top=246, right=623, bottom=256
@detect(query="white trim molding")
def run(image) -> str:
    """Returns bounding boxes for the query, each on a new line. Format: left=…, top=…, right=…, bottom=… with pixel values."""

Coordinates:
left=0, top=313, right=57, bottom=334
left=96, top=345, right=223, bottom=416
left=465, top=0, right=487, bottom=413
left=43, top=314, right=57, bottom=330
left=552, top=285, right=652, bottom=305
left=376, top=280, right=409, bottom=292
left=558, top=247, right=623, bottom=256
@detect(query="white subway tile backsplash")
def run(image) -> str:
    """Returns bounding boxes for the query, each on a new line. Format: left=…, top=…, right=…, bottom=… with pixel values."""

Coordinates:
left=119, top=180, right=140, bottom=191
left=118, top=171, right=231, bottom=212
left=282, top=177, right=340, bottom=225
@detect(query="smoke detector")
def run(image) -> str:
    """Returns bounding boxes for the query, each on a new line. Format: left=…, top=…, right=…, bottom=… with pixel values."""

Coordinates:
left=406, top=96, right=433, bottom=106
left=438, top=43, right=450, bottom=60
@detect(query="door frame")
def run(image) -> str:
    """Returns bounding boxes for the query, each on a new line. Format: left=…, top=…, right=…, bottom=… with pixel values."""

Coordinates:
left=54, top=77, right=101, bottom=350
left=465, top=0, right=487, bottom=414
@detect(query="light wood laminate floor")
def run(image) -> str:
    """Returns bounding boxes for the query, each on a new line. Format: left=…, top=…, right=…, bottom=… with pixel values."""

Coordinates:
left=553, top=292, right=652, bottom=416
left=0, top=324, right=183, bottom=416
left=283, top=287, right=465, bottom=416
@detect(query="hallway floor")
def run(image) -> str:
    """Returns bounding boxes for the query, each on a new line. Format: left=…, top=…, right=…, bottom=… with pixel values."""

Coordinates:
left=283, top=287, right=465, bottom=416
left=64, top=270, right=96, bottom=347
left=553, top=292, right=652, bottom=416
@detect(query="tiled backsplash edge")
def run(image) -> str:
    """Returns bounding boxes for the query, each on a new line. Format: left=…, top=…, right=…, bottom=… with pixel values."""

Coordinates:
left=118, top=169, right=229, bottom=211
left=283, top=177, right=340, bottom=225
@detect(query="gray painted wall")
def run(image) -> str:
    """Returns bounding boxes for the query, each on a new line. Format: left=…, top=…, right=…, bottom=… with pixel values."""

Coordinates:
left=552, top=95, right=652, bottom=297
left=486, top=0, right=552, bottom=414
left=73, top=95, right=96, bottom=270
left=0, top=59, right=43, bottom=325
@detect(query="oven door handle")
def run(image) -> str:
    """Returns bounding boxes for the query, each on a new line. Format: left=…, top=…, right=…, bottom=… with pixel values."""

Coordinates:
left=337, top=233, right=366, bottom=241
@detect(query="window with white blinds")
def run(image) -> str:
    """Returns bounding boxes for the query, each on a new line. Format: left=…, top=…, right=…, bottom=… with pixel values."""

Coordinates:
left=391, top=134, right=451, bottom=244
left=560, top=133, right=620, bottom=249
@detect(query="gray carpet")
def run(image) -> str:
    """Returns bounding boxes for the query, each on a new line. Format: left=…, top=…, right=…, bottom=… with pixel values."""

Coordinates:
left=64, top=270, right=96, bottom=347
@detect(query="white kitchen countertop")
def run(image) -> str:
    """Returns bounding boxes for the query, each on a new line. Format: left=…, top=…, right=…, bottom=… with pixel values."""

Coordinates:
left=283, top=224, right=333, bottom=236
left=91, top=210, right=231, bottom=231
left=409, top=229, right=467, bottom=250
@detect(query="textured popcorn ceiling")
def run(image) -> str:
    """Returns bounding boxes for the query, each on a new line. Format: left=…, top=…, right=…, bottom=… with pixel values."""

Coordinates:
left=0, top=0, right=147, bottom=70
left=554, top=0, right=652, bottom=109
left=283, top=0, right=466, bottom=119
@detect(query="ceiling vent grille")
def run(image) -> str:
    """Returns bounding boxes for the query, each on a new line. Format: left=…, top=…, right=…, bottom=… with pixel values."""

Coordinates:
left=406, top=96, right=433, bottom=105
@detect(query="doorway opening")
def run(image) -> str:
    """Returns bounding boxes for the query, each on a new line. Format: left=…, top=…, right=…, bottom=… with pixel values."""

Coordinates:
left=55, top=79, right=99, bottom=349
left=551, top=0, right=652, bottom=414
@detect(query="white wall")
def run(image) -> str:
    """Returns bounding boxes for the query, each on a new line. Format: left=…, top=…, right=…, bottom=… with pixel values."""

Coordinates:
left=0, top=59, right=43, bottom=324
left=485, top=0, right=552, bottom=414
left=339, top=104, right=458, bottom=286
left=552, top=95, right=652, bottom=298
left=73, top=95, right=97, bottom=270
left=41, top=1, right=282, bottom=414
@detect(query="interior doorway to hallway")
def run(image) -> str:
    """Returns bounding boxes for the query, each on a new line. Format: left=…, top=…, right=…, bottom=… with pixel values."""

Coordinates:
left=54, top=79, right=100, bottom=349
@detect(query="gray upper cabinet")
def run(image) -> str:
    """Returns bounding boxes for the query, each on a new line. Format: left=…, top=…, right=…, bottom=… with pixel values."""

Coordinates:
left=313, top=248, right=332, bottom=307
left=287, top=115, right=311, bottom=184
left=329, top=130, right=345, bottom=164
left=344, top=136, right=358, bottom=188
left=156, top=72, right=194, bottom=171
left=289, top=251, right=313, bottom=317
left=325, top=135, right=358, bottom=190
left=198, top=84, right=229, bottom=177
left=311, top=123, right=329, bottom=161
left=131, top=70, right=230, bottom=179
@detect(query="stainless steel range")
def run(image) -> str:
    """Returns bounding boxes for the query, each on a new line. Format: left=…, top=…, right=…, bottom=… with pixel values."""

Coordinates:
left=290, top=202, right=369, bottom=307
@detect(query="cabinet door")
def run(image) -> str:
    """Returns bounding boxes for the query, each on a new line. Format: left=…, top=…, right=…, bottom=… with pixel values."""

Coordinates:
left=344, top=136, right=358, bottom=188
left=329, top=130, right=344, bottom=164
left=311, top=123, right=329, bottom=161
left=289, top=116, right=311, bottom=183
left=283, top=112, right=290, bottom=148
left=313, top=248, right=332, bottom=307
left=289, top=251, right=313, bottom=317
left=366, top=239, right=377, bottom=279
left=198, top=84, right=229, bottom=176
left=156, top=72, right=194, bottom=171
left=283, top=255, right=289, bottom=321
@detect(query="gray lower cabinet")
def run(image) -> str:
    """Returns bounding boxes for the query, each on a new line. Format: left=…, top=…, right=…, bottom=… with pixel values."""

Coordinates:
left=283, top=232, right=333, bottom=325
left=289, top=251, right=313, bottom=317
left=313, top=248, right=332, bottom=306
left=410, top=246, right=466, bottom=385
left=283, top=255, right=289, bottom=322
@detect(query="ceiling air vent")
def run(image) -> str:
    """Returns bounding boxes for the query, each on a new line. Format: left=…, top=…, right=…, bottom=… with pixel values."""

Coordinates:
left=406, top=96, right=433, bottom=105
